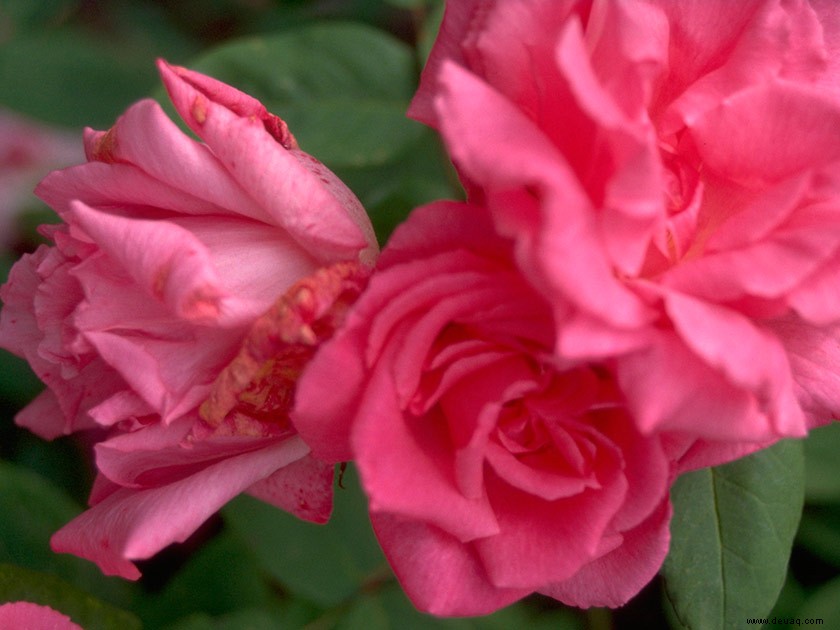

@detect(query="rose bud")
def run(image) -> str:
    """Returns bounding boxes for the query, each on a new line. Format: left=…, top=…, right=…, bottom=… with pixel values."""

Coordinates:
left=0, top=60, right=377, bottom=578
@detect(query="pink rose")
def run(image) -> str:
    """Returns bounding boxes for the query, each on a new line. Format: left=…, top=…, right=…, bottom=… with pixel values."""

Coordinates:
left=409, top=0, right=840, bottom=443
left=0, top=601, right=83, bottom=629
left=0, top=60, right=377, bottom=578
left=0, top=109, right=82, bottom=250
left=293, top=202, right=751, bottom=614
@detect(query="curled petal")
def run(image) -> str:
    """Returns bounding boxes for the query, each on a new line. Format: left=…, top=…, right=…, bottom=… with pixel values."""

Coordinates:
left=158, top=60, right=377, bottom=265
left=52, top=436, right=311, bottom=579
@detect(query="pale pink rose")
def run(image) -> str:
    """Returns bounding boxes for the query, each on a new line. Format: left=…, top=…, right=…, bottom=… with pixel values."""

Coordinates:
left=0, top=601, right=83, bottom=629
left=0, top=60, right=377, bottom=578
left=0, top=109, right=82, bottom=249
left=409, top=0, right=840, bottom=444
left=293, top=202, right=757, bottom=614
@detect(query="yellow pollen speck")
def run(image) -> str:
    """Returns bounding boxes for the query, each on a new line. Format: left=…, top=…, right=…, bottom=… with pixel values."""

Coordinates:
left=191, top=96, right=208, bottom=124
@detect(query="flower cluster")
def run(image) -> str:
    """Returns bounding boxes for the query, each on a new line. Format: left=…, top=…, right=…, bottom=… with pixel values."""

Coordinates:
left=2, top=0, right=840, bottom=618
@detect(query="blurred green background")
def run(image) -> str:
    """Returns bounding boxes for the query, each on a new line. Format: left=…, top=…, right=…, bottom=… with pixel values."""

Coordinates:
left=1, top=1, right=839, bottom=628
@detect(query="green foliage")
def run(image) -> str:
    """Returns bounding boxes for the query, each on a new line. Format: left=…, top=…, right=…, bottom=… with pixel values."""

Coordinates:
left=223, top=466, right=579, bottom=629
left=0, top=26, right=166, bottom=129
left=662, top=439, right=805, bottom=629
left=223, top=465, right=388, bottom=608
left=0, top=352, right=42, bottom=410
left=0, top=461, right=133, bottom=605
left=193, top=23, right=419, bottom=166
left=0, top=0, right=77, bottom=33
left=803, top=420, right=840, bottom=503
left=137, top=530, right=277, bottom=628
left=164, top=606, right=314, bottom=630
left=0, top=0, right=201, bottom=128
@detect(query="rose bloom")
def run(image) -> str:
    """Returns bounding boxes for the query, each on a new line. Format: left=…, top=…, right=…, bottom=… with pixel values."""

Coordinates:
left=0, top=108, right=82, bottom=250
left=294, top=202, right=759, bottom=614
left=0, top=60, right=377, bottom=578
left=0, top=602, right=82, bottom=630
left=409, top=0, right=840, bottom=443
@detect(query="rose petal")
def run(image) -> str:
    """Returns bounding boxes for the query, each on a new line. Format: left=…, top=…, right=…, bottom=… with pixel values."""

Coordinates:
left=0, top=602, right=82, bottom=630
left=541, top=499, right=672, bottom=608
left=247, top=455, right=333, bottom=524
left=74, top=100, right=273, bottom=224
left=371, top=513, right=529, bottom=616
left=354, top=367, right=500, bottom=542
left=618, top=332, right=778, bottom=440
left=158, top=60, right=376, bottom=265
left=665, top=291, right=805, bottom=437
left=474, top=464, right=626, bottom=589
left=51, top=435, right=310, bottom=578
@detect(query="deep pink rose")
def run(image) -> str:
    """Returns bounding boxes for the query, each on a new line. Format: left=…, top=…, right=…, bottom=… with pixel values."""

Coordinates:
left=0, top=109, right=82, bottom=250
left=409, top=0, right=840, bottom=443
left=0, top=602, right=83, bottom=629
left=291, top=202, right=768, bottom=614
left=0, top=61, right=377, bottom=578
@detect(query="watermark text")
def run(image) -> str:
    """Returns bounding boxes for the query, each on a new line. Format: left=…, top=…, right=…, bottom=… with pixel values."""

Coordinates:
left=746, top=617, right=824, bottom=626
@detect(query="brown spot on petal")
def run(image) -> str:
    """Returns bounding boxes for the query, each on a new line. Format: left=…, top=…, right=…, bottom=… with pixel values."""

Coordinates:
left=263, top=114, right=298, bottom=150
left=152, top=264, right=171, bottom=301
left=200, top=261, right=370, bottom=437
left=90, top=128, right=119, bottom=163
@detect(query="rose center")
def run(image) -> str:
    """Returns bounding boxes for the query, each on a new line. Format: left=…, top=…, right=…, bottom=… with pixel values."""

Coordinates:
left=494, top=384, right=603, bottom=478
left=496, top=399, right=552, bottom=455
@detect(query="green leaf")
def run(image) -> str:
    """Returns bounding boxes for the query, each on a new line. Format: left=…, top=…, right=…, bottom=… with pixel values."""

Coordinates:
left=222, top=464, right=387, bottom=607
left=0, top=461, right=133, bottom=605
left=0, top=563, right=140, bottom=630
left=764, top=574, right=807, bottom=625
left=189, top=22, right=421, bottom=169
left=661, top=439, right=804, bottom=630
left=137, top=529, right=275, bottom=629
left=416, top=0, right=445, bottom=65
left=0, top=461, right=84, bottom=570
left=0, top=0, right=78, bottom=33
left=338, top=130, right=462, bottom=245
left=335, top=592, right=391, bottom=630
left=163, top=602, right=319, bottom=630
left=803, top=421, right=840, bottom=503
left=0, top=30, right=157, bottom=128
